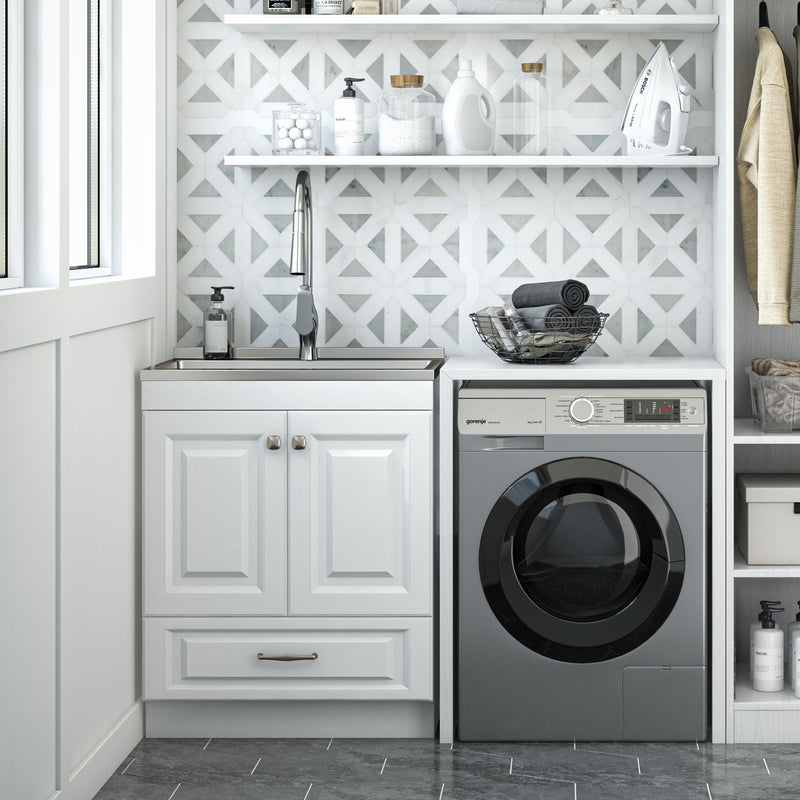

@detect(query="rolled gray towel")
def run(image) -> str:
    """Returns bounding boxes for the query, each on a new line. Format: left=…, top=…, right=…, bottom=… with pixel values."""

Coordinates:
left=573, top=305, right=602, bottom=334
left=516, top=304, right=572, bottom=332
left=512, top=280, right=590, bottom=310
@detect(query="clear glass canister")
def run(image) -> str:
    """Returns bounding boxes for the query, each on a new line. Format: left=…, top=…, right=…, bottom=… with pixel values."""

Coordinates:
left=378, top=75, right=436, bottom=156
left=272, top=104, right=322, bottom=155
left=513, top=62, right=549, bottom=156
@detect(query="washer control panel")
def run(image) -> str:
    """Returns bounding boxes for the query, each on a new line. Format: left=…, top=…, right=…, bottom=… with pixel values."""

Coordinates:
left=458, top=387, right=706, bottom=435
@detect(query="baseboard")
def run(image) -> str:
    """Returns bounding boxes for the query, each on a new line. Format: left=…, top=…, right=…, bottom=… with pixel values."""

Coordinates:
left=145, top=700, right=435, bottom=738
left=52, top=701, right=144, bottom=800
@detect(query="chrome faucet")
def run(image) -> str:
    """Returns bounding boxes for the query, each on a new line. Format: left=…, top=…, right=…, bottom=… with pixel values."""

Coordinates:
left=289, top=170, right=318, bottom=360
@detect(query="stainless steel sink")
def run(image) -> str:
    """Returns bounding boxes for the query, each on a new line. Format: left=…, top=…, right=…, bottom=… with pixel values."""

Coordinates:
left=141, top=347, right=445, bottom=382
left=172, top=358, right=436, bottom=371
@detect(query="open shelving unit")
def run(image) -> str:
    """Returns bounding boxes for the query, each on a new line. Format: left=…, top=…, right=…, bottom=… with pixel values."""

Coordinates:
left=224, top=13, right=719, bottom=35
left=225, top=154, right=720, bottom=168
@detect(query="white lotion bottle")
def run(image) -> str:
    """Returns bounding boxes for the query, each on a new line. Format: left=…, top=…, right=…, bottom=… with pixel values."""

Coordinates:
left=793, top=629, right=800, bottom=696
left=750, top=601, right=780, bottom=683
left=787, top=602, right=800, bottom=685
left=753, top=604, right=785, bottom=692
left=334, top=77, right=365, bottom=156
left=442, top=58, right=496, bottom=156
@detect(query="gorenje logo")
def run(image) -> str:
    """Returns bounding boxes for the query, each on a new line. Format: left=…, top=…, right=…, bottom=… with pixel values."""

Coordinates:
left=465, top=418, right=487, bottom=425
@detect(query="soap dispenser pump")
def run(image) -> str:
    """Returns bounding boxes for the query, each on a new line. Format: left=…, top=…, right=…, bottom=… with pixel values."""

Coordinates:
left=334, top=77, right=365, bottom=156
left=203, top=285, right=235, bottom=359
left=753, top=601, right=785, bottom=692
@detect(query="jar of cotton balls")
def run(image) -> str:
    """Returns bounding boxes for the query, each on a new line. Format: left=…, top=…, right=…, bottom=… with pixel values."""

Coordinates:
left=272, top=105, right=322, bottom=156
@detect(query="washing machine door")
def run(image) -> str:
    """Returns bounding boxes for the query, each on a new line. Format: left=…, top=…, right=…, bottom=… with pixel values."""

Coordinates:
left=480, top=457, right=685, bottom=663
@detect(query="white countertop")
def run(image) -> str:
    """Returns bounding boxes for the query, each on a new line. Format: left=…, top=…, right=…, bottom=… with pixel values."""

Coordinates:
left=441, top=355, right=725, bottom=381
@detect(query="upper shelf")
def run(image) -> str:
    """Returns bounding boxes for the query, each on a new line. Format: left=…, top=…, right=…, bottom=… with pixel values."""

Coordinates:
left=225, top=154, right=719, bottom=168
left=223, top=13, right=719, bottom=35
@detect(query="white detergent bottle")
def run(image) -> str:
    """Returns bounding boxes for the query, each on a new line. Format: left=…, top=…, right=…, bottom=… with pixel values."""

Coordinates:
left=793, top=628, right=800, bottom=694
left=750, top=601, right=780, bottom=683
left=442, top=59, right=496, bottom=156
left=787, top=601, right=800, bottom=685
left=753, top=604, right=785, bottom=692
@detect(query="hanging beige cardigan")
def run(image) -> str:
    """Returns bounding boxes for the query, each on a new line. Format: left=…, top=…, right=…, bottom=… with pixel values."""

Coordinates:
left=738, top=27, right=797, bottom=327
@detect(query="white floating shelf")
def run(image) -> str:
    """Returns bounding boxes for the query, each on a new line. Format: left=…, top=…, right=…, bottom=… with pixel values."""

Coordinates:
left=733, top=417, right=800, bottom=444
left=224, top=154, right=719, bottom=169
left=224, top=13, right=719, bottom=35
left=733, top=552, right=800, bottom=579
left=734, top=666, right=800, bottom=710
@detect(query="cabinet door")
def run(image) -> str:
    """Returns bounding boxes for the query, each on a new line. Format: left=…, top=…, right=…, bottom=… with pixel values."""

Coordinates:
left=288, top=410, right=432, bottom=616
left=144, top=411, right=286, bottom=615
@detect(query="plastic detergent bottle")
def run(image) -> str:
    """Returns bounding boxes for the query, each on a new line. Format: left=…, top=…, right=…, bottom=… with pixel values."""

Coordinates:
left=442, top=59, right=496, bottom=156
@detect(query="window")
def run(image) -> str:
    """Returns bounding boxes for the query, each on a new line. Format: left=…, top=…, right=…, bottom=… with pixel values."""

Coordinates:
left=0, top=0, right=21, bottom=290
left=69, top=0, right=108, bottom=278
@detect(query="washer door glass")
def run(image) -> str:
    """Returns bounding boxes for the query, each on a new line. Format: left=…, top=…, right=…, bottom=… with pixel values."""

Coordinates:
left=481, top=457, right=685, bottom=663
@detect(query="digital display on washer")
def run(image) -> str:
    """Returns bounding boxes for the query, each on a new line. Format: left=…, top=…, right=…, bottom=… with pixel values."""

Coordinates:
left=624, top=399, right=681, bottom=422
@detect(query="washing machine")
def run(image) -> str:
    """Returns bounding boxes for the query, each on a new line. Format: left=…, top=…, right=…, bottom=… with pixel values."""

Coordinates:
left=457, top=384, right=707, bottom=741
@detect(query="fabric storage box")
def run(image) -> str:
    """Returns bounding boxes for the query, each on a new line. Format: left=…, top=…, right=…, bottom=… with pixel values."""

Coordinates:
left=737, top=473, right=800, bottom=564
left=747, top=366, right=800, bottom=432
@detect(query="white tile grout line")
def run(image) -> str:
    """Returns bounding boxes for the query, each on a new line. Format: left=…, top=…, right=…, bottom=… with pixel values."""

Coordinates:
left=120, top=758, right=135, bottom=775
left=326, top=738, right=333, bottom=751
left=763, top=758, right=771, bottom=775
left=203, top=738, right=212, bottom=751
left=696, top=740, right=700, bottom=751
left=381, top=757, right=387, bottom=775
left=167, top=784, right=181, bottom=800
left=438, top=783, right=445, bottom=800
left=637, top=757, right=641, bottom=775
left=251, top=757, right=262, bottom=776
left=706, top=782, right=713, bottom=800
left=303, top=782, right=313, bottom=800
left=509, top=757, right=513, bottom=775
left=573, top=782, right=577, bottom=800
left=573, top=738, right=576, bottom=751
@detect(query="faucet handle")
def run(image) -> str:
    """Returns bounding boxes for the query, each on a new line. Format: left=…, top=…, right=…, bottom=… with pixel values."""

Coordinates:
left=294, top=286, right=318, bottom=336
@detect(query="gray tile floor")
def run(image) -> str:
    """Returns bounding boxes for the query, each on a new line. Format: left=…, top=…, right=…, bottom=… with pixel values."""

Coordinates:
left=92, top=738, right=800, bottom=800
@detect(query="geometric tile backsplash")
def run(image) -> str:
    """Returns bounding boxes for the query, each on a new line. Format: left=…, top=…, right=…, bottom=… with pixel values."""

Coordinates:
left=177, top=0, right=715, bottom=356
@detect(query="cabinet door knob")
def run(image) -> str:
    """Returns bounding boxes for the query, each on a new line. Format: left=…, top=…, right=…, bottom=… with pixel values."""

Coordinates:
left=292, top=435, right=307, bottom=450
left=266, top=435, right=281, bottom=451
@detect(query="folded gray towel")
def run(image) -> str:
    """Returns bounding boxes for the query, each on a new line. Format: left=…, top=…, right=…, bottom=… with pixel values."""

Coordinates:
left=573, top=305, right=602, bottom=334
left=516, top=304, right=572, bottom=332
left=512, top=280, right=589, bottom=311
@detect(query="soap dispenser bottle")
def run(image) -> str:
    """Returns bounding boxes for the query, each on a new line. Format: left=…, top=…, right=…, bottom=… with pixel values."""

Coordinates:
left=788, top=601, right=800, bottom=689
left=441, top=58, right=496, bottom=156
left=334, top=77, right=365, bottom=156
left=203, top=285, right=234, bottom=359
left=753, top=602, right=785, bottom=692
left=750, top=600, right=782, bottom=683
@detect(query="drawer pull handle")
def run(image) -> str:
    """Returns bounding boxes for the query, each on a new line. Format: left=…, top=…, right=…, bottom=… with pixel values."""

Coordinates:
left=257, top=652, right=318, bottom=662
left=266, top=435, right=281, bottom=451
left=292, top=435, right=307, bottom=450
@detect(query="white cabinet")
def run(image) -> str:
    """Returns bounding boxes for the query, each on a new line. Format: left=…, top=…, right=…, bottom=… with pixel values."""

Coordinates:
left=143, top=411, right=287, bottom=616
left=289, top=411, right=432, bottom=616
left=141, top=383, right=434, bottom=707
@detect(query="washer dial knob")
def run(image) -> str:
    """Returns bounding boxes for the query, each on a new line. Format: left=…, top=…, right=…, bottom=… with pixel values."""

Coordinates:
left=569, top=397, right=595, bottom=423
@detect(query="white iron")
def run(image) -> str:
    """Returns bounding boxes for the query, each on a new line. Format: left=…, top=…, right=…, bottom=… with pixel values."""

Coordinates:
left=621, top=42, right=691, bottom=156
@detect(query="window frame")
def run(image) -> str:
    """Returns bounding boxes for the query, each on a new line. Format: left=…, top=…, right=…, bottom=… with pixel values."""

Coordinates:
left=0, top=0, right=24, bottom=290
left=69, top=0, right=111, bottom=281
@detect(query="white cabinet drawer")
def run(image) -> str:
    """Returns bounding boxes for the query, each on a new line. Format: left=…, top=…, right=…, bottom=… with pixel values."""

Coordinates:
left=144, top=617, right=432, bottom=701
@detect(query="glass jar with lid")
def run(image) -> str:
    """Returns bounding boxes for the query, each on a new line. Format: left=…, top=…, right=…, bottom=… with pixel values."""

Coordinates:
left=378, top=75, right=436, bottom=156
left=512, top=62, right=549, bottom=156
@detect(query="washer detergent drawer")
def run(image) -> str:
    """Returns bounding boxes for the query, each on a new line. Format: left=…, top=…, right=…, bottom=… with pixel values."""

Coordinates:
left=144, top=617, right=433, bottom=701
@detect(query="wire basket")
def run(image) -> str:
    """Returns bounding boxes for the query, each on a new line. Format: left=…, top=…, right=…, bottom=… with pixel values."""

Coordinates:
left=470, top=309, right=608, bottom=364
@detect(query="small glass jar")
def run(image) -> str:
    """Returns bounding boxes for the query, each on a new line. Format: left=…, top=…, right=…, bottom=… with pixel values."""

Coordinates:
left=263, top=0, right=299, bottom=14
left=378, top=75, right=436, bottom=156
left=512, top=62, right=549, bottom=156
left=272, top=104, right=322, bottom=155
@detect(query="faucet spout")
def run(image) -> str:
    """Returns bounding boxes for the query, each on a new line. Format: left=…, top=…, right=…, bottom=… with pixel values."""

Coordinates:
left=289, top=170, right=318, bottom=360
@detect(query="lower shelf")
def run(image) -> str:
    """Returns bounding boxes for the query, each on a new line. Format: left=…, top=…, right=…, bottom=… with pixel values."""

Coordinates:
left=734, top=665, right=800, bottom=710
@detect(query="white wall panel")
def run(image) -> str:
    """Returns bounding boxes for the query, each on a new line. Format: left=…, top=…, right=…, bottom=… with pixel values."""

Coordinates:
left=60, top=321, right=151, bottom=776
left=0, top=342, right=57, bottom=800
